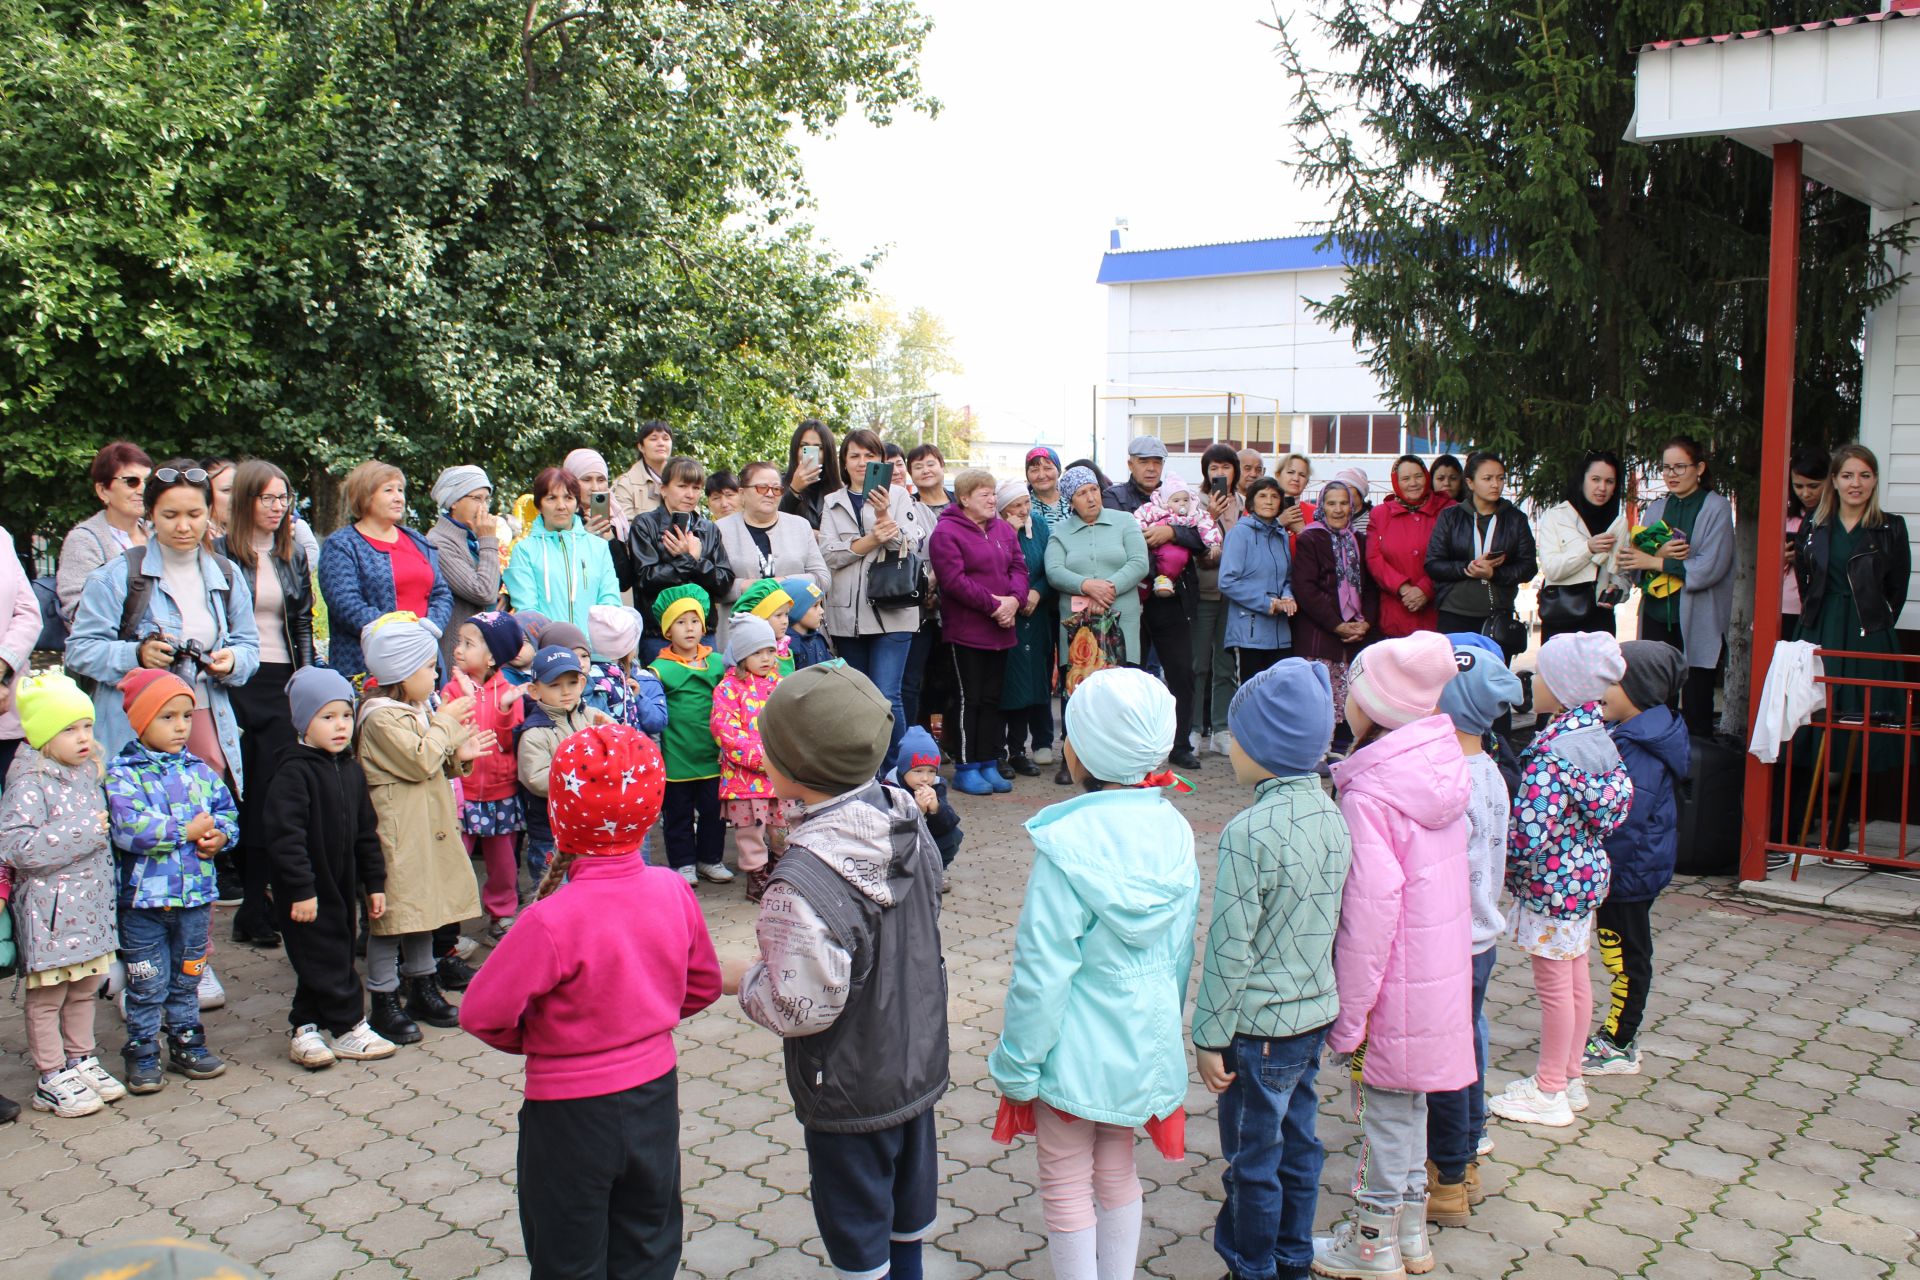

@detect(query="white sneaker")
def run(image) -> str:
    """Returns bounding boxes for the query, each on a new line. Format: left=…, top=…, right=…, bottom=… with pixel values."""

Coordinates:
left=331, top=1021, right=399, bottom=1061
left=70, top=1056, right=126, bottom=1102
left=488, top=916, right=515, bottom=939
left=451, top=935, right=480, bottom=961
left=1566, top=1077, right=1590, bottom=1113
left=32, top=1068, right=104, bottom=1118
left=1212, top=730, right=1236, bottom=758
left=197, top=967, right=226, bottom=1010
left=1476, top=1134, right=1495, bottom=1156
left=696, top=862, right=735, bottom=883
left=1487, top=1076, right=1575, bottom=1128
left=1032, top=747, right=1055, bottom=766
left=677, top=866, right=698, bottom=886
left=288, top=1024, right=337, bottom=1070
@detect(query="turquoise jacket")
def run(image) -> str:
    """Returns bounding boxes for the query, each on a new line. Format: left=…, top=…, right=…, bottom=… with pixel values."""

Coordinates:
left=504, top=515, right=622, bottom=636
left=987, top=788, right=1200, bottom=1126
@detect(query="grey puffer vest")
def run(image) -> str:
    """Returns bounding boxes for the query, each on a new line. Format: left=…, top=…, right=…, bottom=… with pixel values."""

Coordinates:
left=772, top=786, right=950, bottom=1133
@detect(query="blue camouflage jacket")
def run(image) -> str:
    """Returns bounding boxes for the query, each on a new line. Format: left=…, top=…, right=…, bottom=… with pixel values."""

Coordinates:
left=106, top=741, right=240, bottom=910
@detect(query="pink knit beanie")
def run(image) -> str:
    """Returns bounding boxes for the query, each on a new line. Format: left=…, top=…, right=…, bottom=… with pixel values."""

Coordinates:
left=1345, top=632, right=1458, bottom=730
left=1535, top=631, right=1626, bottom=708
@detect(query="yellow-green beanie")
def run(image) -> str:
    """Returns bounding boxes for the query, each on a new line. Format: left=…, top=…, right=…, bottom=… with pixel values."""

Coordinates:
left=18, top=671, right=94, bottom=750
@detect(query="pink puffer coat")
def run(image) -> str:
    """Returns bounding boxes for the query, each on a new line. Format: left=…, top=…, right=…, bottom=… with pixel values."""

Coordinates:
left=1328, top=714, right=1476, bottom=1092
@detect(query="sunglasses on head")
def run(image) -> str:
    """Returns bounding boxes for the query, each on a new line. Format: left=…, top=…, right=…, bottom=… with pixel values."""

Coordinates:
left=152, top=467, right=210, bottom=486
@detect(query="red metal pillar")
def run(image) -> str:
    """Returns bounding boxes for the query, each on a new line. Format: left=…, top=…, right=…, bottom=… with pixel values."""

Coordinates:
left=1739, top=141, right=1802, bottom=882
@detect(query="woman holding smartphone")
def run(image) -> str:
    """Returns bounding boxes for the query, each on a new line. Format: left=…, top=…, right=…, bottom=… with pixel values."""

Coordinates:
left=626, top=456, right=737, bottom=658
left=779, top=419, right=841, bottom=531
left=504, top=467, right=623, bottom=635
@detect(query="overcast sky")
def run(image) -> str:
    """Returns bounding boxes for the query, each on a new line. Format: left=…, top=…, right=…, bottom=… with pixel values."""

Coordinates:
left=793, top=0, right=1339, bottom=449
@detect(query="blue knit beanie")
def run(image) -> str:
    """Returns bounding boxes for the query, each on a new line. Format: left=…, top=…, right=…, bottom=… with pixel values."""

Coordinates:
left=779, top=575, right=824, bottom=617
left=894, top=724, right=942, bottom=776
left=1227, top=658, right=1334, bottom=777
left=1437, top=642, right=1525, bottom=736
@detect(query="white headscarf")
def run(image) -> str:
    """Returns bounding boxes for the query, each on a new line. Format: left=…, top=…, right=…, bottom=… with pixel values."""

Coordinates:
left=996, top=479, right=1032, bottom=536
left=431, top=465, right=491, bottom=513
left=1063, top=668, right=1175, bottom=784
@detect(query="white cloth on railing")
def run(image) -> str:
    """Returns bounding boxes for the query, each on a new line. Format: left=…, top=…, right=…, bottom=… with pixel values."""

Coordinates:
left=1749, top=640, right=1825, bottom=764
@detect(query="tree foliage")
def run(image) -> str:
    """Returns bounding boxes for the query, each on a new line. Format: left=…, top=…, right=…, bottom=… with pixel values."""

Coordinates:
left=841, top=298, right=977, bottom=457
left=0, top=0, right=935, bottom=537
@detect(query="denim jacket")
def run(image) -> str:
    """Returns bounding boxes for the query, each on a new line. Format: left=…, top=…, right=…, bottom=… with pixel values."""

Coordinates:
left=106, top=741, right=239, bottom=910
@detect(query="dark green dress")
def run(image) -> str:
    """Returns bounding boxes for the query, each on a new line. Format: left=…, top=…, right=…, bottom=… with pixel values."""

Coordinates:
left=1794, top=520, right=1903, bottom=773
left=1002, top=519, right=1055, bottom=713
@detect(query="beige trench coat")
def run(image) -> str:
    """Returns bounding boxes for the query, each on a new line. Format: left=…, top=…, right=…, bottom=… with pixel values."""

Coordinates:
left=358, top=700, right=480, bottom=935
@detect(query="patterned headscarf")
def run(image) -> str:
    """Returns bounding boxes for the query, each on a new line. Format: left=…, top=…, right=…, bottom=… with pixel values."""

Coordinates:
left=1060, top=466, right=1100, bottom=506
left=1312, top=481, right=1366, bottom=622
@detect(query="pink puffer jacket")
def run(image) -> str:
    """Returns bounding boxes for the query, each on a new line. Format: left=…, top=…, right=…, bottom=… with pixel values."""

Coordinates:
left=1328, top=714, right=1476, bottom=1092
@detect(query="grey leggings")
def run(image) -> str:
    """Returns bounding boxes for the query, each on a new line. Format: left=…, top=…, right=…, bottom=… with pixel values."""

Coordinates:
left=366, top=932, right=436, bottom=993
left=1353, top=1085, right=1429, bottom=1209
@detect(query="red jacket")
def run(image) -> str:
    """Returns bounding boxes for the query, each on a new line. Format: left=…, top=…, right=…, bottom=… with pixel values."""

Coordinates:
left=1365, top=491, right=1454, bottom=637
left=440, top=671, right=524, bottom=801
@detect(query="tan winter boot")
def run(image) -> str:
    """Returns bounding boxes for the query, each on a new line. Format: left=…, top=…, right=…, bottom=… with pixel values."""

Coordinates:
left=1422, top=1160, right=1470, bottom=1228
left=1464, top=1160, right=1486, bottom=1206
left=1312, top=1203, right=1406, bottom=1279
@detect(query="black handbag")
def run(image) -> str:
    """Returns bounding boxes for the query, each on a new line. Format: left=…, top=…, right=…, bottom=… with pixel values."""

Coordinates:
left=867, top=548, right=927, bottom=611
left=1538, top=582, right=1601, bottom=631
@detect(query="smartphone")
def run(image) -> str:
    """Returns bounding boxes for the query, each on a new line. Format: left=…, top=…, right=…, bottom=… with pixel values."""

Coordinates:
left=1209, top=475, right=1231, bottom=498
left=670, top=511, right=692, bottom=534
left=801, top=444, right=821, bottom=466
left=863, top=460, right=893, bottom=496
left=588, top=490, right=610, bottom=518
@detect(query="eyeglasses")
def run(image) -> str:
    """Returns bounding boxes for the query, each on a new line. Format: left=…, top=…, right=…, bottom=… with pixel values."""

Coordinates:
left=258, top=493, right=292, bottom=508
left=1658, top=462, right=1699, bottom=475
left=748, top=484, right=782, bottom=496
left=112, top=474, right=146, bottom=490
left=152, top=467, right=210, bottom=486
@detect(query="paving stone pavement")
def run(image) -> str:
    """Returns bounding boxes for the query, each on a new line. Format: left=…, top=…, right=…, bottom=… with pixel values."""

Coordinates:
left=4, top=763, right=1919, bottom=1278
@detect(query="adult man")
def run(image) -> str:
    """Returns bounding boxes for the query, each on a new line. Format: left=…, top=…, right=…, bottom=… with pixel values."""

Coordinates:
left=611, top=419, right=674, bottom=520
left=1103, top=436, right=1205, bottom=770
left=1237, top=448, right=1266, bottom=500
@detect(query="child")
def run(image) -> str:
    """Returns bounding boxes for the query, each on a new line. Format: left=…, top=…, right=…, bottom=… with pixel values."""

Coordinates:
left=1587, top=640, right=1690, bottom=1078
left=445, top=611, right=528, bottom=936
left=462, top=725, right=720, bottom=1280
left=1316, top=632, right=1472, bottom=1280
left=886, top=725, right=961, bottom=871
left=779, top=576, right=834, bottom=671
left=105, top=668, right=239, bottom=1092
left=0, top=673, right=124, bottom=1116
left=1193, top=660, right=1350, bottom=1280
left=586, top=604, right=668, bottom=735
left=356, top=611, right=488, bottom=1046
left=649, top=585, right=732, bottom=887
left=1135, top=475, right=1222, bottom=596
left=729, top=662, right=949, bottom=1280
left=538, top=619, right=593, bottom=671
left=1423, top=639, right=1524, bottom=1227
left=730, top=578, right=794, bottom=674
left=515, top=646, right=599, bottom=886
left=265, top=666, right=398, bottom=1068
left=710, top=615, right=785, bottom=903
left=988, top=668, right=1198, bottom=1280
left=1489, top=632, right=1632, bottom=1130
left=500, top=610, right=547, bottom=687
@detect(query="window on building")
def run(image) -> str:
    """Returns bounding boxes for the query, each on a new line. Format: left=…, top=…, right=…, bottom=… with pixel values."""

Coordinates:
left=1309, top=415, right=1335, bottom=453
left=1131, top=412, right=1291, bottom=454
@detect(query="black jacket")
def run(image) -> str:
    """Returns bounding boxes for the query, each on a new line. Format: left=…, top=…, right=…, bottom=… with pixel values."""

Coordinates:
left=262, top=744, right=385, bottom=914
left=624, top=507, right=736, bottom=637
left=1425, top=499, right=1539, bottom=614
left=1794, top=513, right=1911, bottom=637
left=213, top=536, right=316, bottom=668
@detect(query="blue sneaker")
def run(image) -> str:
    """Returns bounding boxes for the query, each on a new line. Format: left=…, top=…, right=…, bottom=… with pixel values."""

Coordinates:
left=951, top=763, right=994, bottom=796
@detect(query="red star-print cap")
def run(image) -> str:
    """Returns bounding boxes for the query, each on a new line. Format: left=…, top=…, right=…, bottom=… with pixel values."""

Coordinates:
left=548, top=725, right=667, bottom=856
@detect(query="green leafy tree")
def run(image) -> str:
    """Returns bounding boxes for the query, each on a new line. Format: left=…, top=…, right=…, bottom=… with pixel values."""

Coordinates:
left=842, top=298, right=974, bottom=456
left=1275, top=0, right=1913, bottom=729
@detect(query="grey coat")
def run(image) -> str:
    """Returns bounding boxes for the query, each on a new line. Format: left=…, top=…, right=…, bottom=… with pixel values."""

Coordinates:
left=1, top=749, right=117, bottom=973
left=426, top=515, right=502, bottom=674
left=819, top=486, right=930, bottom=638
left=55, top=511, right=137, bottom=628
left=713, top=511, right=831, bottom=650
left=1641, top=490, right=1735, bottom=669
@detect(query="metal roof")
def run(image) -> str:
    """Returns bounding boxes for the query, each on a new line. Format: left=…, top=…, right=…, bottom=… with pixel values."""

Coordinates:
left=1096, top=235, right=1346, bottom=285
left=1639, top=4, right=1916, bottom=52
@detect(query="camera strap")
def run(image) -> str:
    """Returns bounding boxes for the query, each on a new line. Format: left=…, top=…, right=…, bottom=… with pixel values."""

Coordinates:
left=117, top=545, right=237, bottom=641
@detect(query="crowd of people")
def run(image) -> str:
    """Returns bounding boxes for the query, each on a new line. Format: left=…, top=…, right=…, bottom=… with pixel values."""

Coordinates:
left=0, top=422, right=1906, bottom=1280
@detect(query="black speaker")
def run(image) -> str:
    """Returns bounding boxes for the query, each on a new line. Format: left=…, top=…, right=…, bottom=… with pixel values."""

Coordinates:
left=1673, top=734, right=1744, bottom=876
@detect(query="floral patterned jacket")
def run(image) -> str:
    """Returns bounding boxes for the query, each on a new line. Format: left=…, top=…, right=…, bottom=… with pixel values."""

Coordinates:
left=1507, top=702, right=1632, bottom=920
left=106, top=741, right=239, bottom=910
left=710, top=669, right=780, bottom=800
left=0, top=749, right=118, bottom=971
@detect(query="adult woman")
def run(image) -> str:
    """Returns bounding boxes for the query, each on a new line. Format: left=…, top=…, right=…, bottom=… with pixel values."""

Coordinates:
left=1026, top=447, right=1070, bottom=529
left=1536, top=451, right=1631, bottom=641
left=1365, top=454, right=1453, bottom=639
left=1616, top=437, right=1734, bottom=737
left=1426, top=452, right=1539, bottom=660
left=1429, top=454, right=1466, bottom=504
left=67, top=461, right=261, bottom=787
left=1218, top=476, right=1294, bottom=684
left=317, top=461, right=453, bottom=682
left=1043, top=466, right=1149, bottom=785
left=901, top=443, right=955, bottom=732
left=1191, top=443, right=1246, bottom=752
left=610, top=419, right=674, bottom=521
left=1790, top=444, right=1909, bottom=846
left=884, top=442, right=910, bottom=492
left=1782, top=446, right=1831, bottom=638
left=506, top=468, right=623, bottom=635
left=214, top=461, right=316, bottom=946
left=778, top=419, right=841, bottom=531
left=56, top=441, right=152, bottom=626
left=1292, top=479, right=1378, bottom=737
left=562, top=447, right=636, bottom=591
left=930, top=470, right=1027, bottom=795
left=715, top=461, right=829, bottom=638
left=819, top=429, right=928, bottom=767
left=998, top=483, right=1055, bottom=775
left=0, top=523, right=45, bottom=781
left=426, top=465, right=503, bottom=674
left=1274, top=452, right=1317, bottom=542
left=203, top=458, right=236, bottom=537
left=625, top=456, right=736, bottom=650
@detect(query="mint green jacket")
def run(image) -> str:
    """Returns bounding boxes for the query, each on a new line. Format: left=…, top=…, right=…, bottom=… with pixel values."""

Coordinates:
left=987, top=788, right=1199, bottom=1126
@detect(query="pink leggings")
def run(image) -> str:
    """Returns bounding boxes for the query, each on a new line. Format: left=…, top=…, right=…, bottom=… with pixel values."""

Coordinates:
left=467, top=834, right=520, bottom=919
left=25, top=976, right=105, bottom=1074
left=1532, top=954, right=1592, bottom=1093
left=1034, top=1103, right=1142, bottom=1233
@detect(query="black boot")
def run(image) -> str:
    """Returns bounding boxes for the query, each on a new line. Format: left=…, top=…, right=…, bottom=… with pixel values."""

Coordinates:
left=1054, top=760, right=1073, bottom=786
left=369, top=991, right=422, bottom=1045
left=0, top=1092, right=19, bottom=1123
left=122, top=1040, right=166, bottom=1094
left=165, top=1026, right=227, bottom=1079
left=436, top=954, right=477, bottom=991
left=403, top=976, right=460, bottom=1029
left=1008, top=753, right=1039, bottom=777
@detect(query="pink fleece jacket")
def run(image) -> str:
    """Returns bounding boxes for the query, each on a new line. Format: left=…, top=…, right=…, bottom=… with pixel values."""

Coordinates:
left=459, top=851, right=721, bottom=1099
left=1327, top=714, right=1477, bottom=1093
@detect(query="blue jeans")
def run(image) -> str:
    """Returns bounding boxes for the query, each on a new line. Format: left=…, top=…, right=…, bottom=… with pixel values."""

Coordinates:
left=833, top=631, right=914, bottom=769
left=120, top=904, right=212, bottom=1045
left=1214, top=1027, right=1327, bottom=1280
left=1426, top=945, right=1497, bottom=1178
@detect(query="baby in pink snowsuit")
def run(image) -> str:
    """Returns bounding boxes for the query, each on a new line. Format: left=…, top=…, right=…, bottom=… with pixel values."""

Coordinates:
left=1134, top=477, right=1222, bottom=597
